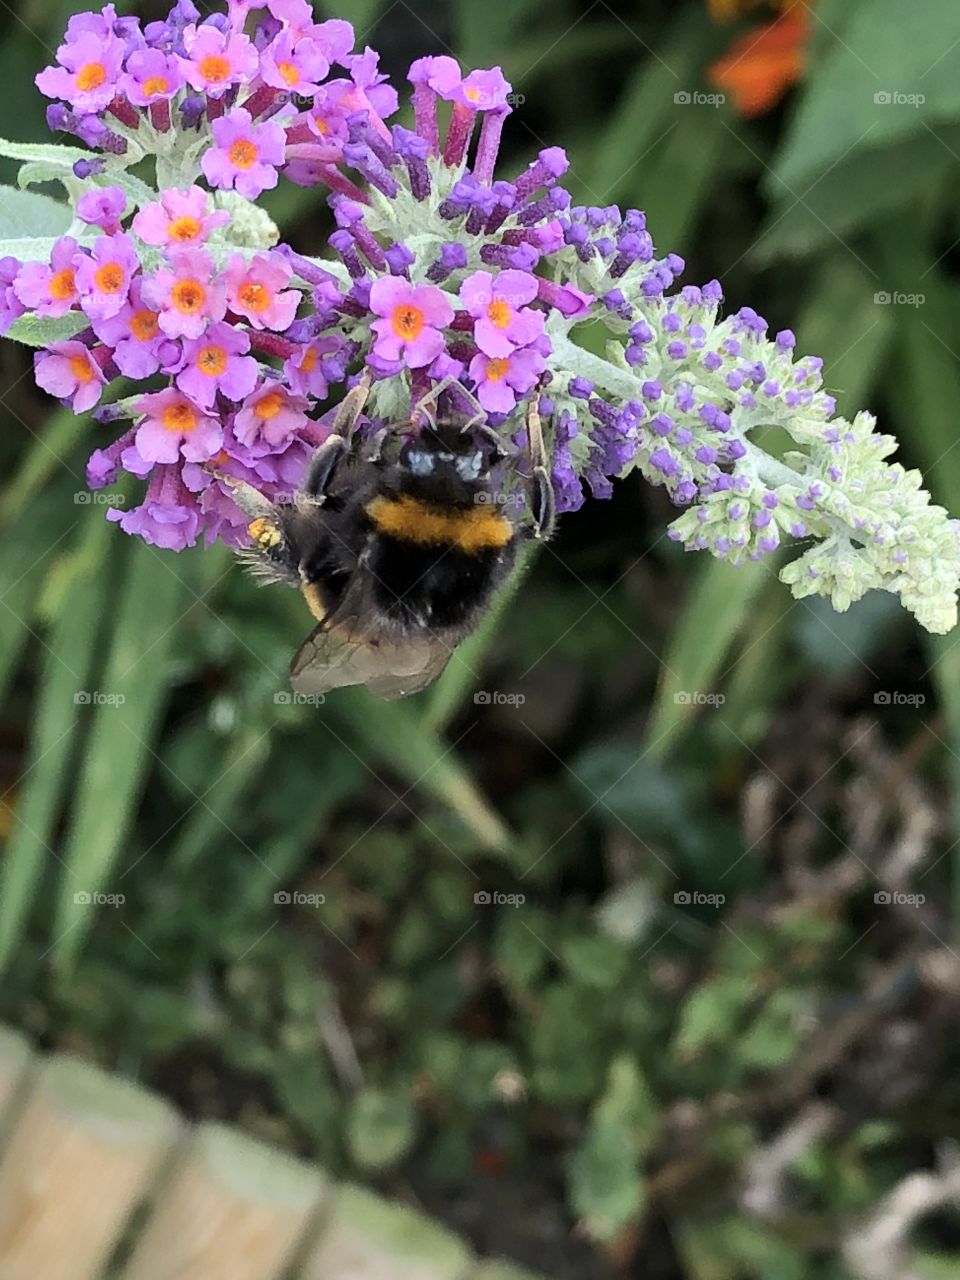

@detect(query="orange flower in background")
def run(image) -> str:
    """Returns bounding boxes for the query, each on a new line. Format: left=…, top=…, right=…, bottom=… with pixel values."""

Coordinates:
left=707, top=0, right=814, bottom=117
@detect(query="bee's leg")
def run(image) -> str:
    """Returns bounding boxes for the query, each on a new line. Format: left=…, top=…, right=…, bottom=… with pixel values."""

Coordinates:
left=302, top=370, right=372, bottom=501
left=523, top=396, right=556, bottom=540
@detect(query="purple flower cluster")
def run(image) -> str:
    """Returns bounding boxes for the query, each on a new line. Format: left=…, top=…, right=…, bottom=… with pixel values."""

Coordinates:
left=7, top=0, right=959, bottom=633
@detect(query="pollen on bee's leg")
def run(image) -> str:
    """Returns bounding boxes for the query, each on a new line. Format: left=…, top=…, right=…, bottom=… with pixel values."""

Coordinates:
left=248, top=517, right=283, bottom=549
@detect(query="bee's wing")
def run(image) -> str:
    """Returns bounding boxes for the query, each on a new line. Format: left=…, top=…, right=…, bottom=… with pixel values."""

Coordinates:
left=289, top=585, right=454, bottom=701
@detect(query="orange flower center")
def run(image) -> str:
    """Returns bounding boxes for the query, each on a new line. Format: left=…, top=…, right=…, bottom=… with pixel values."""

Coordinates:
left=255, top=392, right=284, bottom=420
left=278, top=60, right=300, bottom=87
left=485, top=358, right=509, bottom=382
left=464, top=86, right=484, bottom=104
left=142, top=75, right=170, bottom=98
left=198, top=54, right=230, bottom=84
left=69, top=354, right=94, bottom=383
left=129, top=309, right=160, bottom=341
left=298, top=347, right=318, bottom=372
left=391, top=304, right=424, bottom=341
left=197, top=345, right=228, bottom=376
left=239, top=281, right=270, bottom=312
left=487, top=299, right=511, bottom=328
left=162, top=400, right=198, bottom=433
left=49, top=268, right=76, bottom=301
left=168, top=215, right=202, bottom=243
left=94, top=262, right=125, bottom=295
left=228, top=139, right=259, bottom=170
left=171, top=279, right=206, bottom=314
left=76, top=62, right=107, bottom=92
left=312, top=115, right=330, bottom=135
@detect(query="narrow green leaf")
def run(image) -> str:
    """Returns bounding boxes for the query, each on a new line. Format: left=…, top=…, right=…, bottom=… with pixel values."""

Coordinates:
left=53, top=541, right=186, bottom=968
left=0, top=138, right=92, bottom=167
left=0, top=236, right=64, bottom=263
left=0, top=516, right=112, bottom=971
left=644, top=558, right=770, bottom=756
left=0, top=405, right=87, bottom=525
left=327, top=692, right=511, bottom=851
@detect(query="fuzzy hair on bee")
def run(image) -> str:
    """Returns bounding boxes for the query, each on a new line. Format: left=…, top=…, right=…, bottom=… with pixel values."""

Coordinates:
left=218, top=374, right=556, bottom=701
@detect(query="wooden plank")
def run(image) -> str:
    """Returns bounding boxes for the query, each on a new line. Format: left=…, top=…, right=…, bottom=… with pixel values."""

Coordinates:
left=0, top=1028, right=32, bottom=1138
left=302, top=1184, right=473, bottom=1280
left=120, top=1121, right=326, bottom=1280
left=0, top=1054, right=181, bottom=1280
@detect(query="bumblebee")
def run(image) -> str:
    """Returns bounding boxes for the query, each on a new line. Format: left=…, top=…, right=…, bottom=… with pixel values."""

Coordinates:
left=223, top=375, right=556, bottom=700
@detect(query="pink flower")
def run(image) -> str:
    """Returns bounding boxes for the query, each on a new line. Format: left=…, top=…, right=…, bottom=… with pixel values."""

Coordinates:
left=14, top=237, right=81, bottom=317
left=175, top=322, right=260, bottom=407
left=133, top=187, right=230, bottom=249
left=34, top=342, right=106, bottom=413
left=180, top=24, right=259, bottom=98
left=91, top=278, right=178, bottom=379
left=141, top=248, right=226, bottom=340
left=0, top=258, right=25, bottom=335
left=76, top=186, right=127, bottom=233
left=283, top=336, right=343, bottom=398
left=369, top=277, right=453, bottom=369
left=120, top=48, right=186, bottom=105
left=133, top=388, right=223, bottom=465
left=75, top=232, right=139, bottom=322
left=468, top=346, right=546, bottom=414
left=259, top=29, right=329, bottom=96
left=201, top=109, right=287, bottom=200
left=234, top=381, right=310, bottom=449
left=224, top=253, right=300, bottom=331
left=35, top=30, right=125, bottom=111
left=459, top=270, right=544, bottom=358
left=107, top=466, right=203, bottom=552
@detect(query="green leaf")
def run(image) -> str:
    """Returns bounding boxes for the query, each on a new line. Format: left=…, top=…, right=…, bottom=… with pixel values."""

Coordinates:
left=5, top=311, right=86, bottom=348
left=53, top=540, right=186, bottom=968
left=347, top=1086, right=418, bottom=1171
left=644, top=558, right=769, bottom=756
left=768, top=0, right=960, bottom=192
left=0, top=185, right=70, bottom=239
left=0, top=137, right=93, bottom=167
left=0, top=516, right=112, bottom=971
left=0, top=237, right=64, bottom=263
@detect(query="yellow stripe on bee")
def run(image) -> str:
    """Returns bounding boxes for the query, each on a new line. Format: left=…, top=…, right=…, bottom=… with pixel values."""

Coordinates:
left=248, top=516, right=283, bottom=549
left=366, top=494, right=513, bottom=553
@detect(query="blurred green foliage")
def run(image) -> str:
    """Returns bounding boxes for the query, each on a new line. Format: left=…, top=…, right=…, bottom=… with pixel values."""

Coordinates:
left=2, top=1, right=960, bottom=1277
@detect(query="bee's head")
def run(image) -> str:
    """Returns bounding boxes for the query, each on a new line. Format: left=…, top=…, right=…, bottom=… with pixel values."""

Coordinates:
left=399, top=422, right=503, bottom=497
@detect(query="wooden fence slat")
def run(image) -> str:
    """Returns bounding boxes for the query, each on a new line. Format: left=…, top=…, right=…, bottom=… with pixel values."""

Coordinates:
left=120, top=1121, right=327, bottom=1280
left=0, top=1028, right=32, bottom=1136
left=0, top=1054, right=181, bottom=1280
left=302, top=1184, right=472, bottom=1280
